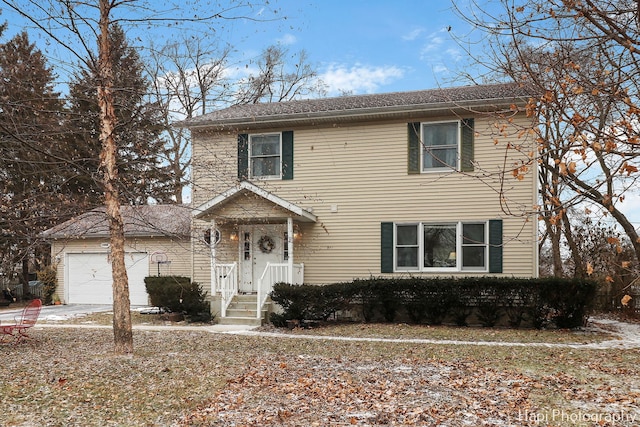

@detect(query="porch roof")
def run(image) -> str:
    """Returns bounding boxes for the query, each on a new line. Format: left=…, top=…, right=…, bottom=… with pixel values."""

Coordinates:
left=192, top=181, right=317, bottom=223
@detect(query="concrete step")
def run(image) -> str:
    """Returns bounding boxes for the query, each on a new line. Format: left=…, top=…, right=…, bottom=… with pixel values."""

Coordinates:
left=217, top=294, right=270, bottom=326
left=227, top=302, right=259, bottom=310
left=234, top=293, right=259, bottom=302
left=225, top=307, right=258, bottom=317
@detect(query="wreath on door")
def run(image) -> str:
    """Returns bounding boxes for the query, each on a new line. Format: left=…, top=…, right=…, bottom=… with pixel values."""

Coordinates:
left=258, top=235, right=275, bottom=253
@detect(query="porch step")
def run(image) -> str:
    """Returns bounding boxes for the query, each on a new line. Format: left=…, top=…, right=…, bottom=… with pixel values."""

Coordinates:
left=219, top=294, right=270, bottom=326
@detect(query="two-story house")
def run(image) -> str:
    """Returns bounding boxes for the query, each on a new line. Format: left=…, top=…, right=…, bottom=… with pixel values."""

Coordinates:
left=184, top=82, right=539, bottom=325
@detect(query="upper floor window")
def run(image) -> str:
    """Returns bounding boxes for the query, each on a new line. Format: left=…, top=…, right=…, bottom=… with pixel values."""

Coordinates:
left=408, top=119, right=474, bottom=174
left=250, top=133, right=281, bottom=179
left=422, top=121, right=459, bottom=171
left=238, top=131, right=294, bottom=181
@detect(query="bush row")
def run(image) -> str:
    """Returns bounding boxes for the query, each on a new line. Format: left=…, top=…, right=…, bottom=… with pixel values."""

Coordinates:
left=269, top=277, right=597, bottom=329
left=144, top=276, right=211, bottom=323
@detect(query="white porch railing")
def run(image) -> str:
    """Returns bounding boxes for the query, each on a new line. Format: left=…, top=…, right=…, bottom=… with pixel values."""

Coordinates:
left=214, top=263, right=237, bottom=317
left=256, top=262, right=304, bottom=319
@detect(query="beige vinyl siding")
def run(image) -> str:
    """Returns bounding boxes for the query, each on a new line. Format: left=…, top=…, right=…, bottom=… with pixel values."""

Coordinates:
left=51, top=236, right=191, bottom=304
left=191, top=129, right=239, bottom=208
left=192, top=113, right=537, bottom=285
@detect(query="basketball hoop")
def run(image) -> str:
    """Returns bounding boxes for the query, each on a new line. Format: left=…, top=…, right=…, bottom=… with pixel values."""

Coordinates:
left=151, top=251, right=171, bottom=276
left=151, top=251, right=168, bottom=263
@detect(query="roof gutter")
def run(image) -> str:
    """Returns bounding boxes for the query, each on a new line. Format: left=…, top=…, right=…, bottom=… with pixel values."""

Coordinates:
left=179, top=96, right=531, bottom=131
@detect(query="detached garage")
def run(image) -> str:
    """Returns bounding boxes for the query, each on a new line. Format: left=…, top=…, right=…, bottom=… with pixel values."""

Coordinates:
left=43, top=205, right=192, bottom=306
left=66, top=252, right=149, bottom=305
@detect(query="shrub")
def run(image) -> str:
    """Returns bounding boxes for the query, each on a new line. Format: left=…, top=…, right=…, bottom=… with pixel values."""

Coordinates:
left=144, top=276, right=211, bottom=323
left=36, top=266, right=57, bottom=305
left=269, top=277, right=597, bottom=329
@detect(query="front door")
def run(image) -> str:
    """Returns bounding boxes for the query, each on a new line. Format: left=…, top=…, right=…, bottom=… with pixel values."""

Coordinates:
left=239, top=224, right=284, bottom=293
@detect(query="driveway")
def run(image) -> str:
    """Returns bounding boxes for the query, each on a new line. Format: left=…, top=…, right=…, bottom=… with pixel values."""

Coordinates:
left=0, top=303, right=114, bottom=322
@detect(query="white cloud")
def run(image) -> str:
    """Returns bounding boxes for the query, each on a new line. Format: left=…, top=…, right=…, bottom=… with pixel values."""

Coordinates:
left=277, top=33, right=297, bottom=45
left=402, top=28, right=425, bottom=41
left=420, top=29, right=448, bottom=57
left=320, top=63, right=405, bottom=95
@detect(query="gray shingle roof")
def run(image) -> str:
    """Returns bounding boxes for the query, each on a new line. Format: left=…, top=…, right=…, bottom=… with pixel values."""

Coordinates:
left=42, top=204, right=191, bottom=239
left=182, top=82, right=534, bottom=129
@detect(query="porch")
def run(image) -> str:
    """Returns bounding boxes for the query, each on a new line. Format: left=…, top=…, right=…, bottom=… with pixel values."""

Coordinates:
left=214, top=262, right=304, bottom=325
left=192, top=181, right=317, bottom=326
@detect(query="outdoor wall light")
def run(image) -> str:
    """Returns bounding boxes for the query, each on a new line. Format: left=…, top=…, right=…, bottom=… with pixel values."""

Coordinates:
left=230, top=231, right=239, bottom=241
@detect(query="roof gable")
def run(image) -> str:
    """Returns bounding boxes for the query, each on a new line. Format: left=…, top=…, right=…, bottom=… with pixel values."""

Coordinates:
left=193, top=181, right=317, bottom=222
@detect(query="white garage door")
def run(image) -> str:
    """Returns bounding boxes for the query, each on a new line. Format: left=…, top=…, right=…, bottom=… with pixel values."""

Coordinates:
left=67, top=252, right=149, bottom=305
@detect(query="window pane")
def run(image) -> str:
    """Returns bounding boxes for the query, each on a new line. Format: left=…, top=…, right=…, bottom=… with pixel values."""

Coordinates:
left=396, top=225, right=417, bottom=245
left=423, top=122, right=458, bottom=147
left=251, top=135, right=280, bottom=155
left=422, top=122, right=458, bottom=170
left=462, top=223, right=486, bottom=269
left=423, top=147, right=456, bottom=169
left=423, top=224, right=456, bottom=267
left=396, top=247, right=418, bottom=268
left=396, top=225, right=418, bottom=269
left=463, top=223, right=485, bottom=244
left=252, top=157, right=280, bottom=177
left=250, top=134, right=280, bottom=177
left=462, top=246, right=485, bottom=267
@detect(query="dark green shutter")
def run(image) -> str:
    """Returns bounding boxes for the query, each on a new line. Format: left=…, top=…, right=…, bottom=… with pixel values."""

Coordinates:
left=282, top=131, right=294, bottom=180
left=488, top=219, right=503, bottom=273
left=408, top=122, right=420, bottom=174
left=237, top=133, right=248, bottom=180
left=381, top=222, right=394, bottom=273
left=461, top=118, right=474, bottom=172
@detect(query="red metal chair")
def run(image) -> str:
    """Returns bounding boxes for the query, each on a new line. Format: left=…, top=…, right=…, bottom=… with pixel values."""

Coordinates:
left=0, top=299, right=42, bottom=344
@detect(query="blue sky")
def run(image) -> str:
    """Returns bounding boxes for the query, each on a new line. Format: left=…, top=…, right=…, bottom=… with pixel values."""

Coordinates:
left=0, top=0, right=480, bottom=96
left=224, top=0, right=481, bottom=96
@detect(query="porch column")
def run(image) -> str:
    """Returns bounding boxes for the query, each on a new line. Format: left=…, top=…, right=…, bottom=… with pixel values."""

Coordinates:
left=287, top=216, right=293, bottom=283
left=210, top=219, right=216, bottom=294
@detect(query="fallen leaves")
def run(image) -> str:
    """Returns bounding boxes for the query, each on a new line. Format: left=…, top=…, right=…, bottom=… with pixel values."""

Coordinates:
left=178, top=356, right=545, bottom=426
left=1, top=324, right=639, bottom=426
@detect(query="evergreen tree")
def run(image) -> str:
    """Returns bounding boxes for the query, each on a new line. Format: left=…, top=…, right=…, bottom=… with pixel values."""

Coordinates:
left=67, top=24, right=172, bottom=205
left=0, top=31, right=67, bottom=292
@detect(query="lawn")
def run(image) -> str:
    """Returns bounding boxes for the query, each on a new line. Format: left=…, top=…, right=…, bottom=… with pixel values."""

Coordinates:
left=1, top=321, right=639, bottom=426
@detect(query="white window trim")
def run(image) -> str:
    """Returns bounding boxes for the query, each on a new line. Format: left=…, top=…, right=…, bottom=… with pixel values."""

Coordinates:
left=420, top=120, right=461, bottom=172
left=460, top=222, right=489, bottom=272
left=248, top=132, right=282, bottom=180
left=393, top=221, right=489, bottom=273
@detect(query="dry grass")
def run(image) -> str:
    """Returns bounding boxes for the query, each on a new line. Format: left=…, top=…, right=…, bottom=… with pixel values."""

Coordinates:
left=44, top=310, right=614, bottom=344
left=1, top=323, right=639, bottom=426
left=259, top=320, right=614, bottom=344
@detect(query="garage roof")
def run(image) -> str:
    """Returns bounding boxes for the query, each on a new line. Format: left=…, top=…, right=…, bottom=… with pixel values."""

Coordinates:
left=42, top=204, right=191, bottom=239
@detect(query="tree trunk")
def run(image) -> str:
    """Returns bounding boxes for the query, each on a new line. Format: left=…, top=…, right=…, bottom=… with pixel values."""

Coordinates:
left=561, top=211, right=585, bottom=278
left=21, top=258, right=30, bottom=297
left=98, top=0, right=133, bottom=355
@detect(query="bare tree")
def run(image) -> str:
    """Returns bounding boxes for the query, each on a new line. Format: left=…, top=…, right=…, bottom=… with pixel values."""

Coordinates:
left=146, top=38, right=232, bottom=203
left=1, top=0, right=279, bottom=354
left=453, top=0, right=640, bottom=277
left=146, top=41, right=326, bottom=204
left=236, top=44, right=327, bottom=104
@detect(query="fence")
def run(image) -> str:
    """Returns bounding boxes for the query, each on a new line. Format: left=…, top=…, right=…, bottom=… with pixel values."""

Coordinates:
left=7, top=281, right=43, bottom=299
